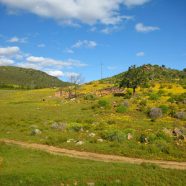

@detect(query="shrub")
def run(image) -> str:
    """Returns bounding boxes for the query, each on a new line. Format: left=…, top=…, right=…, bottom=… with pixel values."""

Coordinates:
left=159, top=105, right=169, bottom=114
left=149, top=108, right=163, bottom=121
left=158, top=89, right=165, bottom=95
left=116, top=105, right=128, bottom=113
left=123, top=89, right=133, bottom=99
left=149, top=93, right=160, bottom=100
left=168, top=93, right=186, bottom=103
left=98, top=99, right=109, bottom=107
left=84, top=94, right=96, bottom=100
left=113, top=93, right=125, bottom=97
left=139, top=99, right=147, bottom=107
left=167, top=85, right=173, bottom=89
left=139, top=134, right=148, bottom=143
left=101, top=130, right=125, bottom=143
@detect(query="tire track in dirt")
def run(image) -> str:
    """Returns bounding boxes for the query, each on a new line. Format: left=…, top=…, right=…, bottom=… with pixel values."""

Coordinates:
left=1, top=139, right=186, bottom=170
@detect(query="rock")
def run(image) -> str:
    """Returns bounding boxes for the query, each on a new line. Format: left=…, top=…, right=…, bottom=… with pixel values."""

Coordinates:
left=76, top=141, right=84, bottom=145
left=51, top=122, right=66, bottom=131
left=80, top=127, right=84, bottom=132
left=31, top=129, right=41, bottom=135
left=97, top=138, right=103, bottom=142
left=127, top=133, right=133, bottom=140
left=173, top=128, right=183, bottom=137
left=112, top=101, right=117, bottom=107
left=89, top=133, right=96, bottom=137
left=175, top=112, right=186, bottom=120
left=67, top=139, right=75, bottom=143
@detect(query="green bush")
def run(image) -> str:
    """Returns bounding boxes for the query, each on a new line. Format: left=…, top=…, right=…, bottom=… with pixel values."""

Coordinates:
left=84, top=94, right=96, bottom=100
left=159, top=105, right=169, bottom=114
left=149, top=93, right=160, bottom=100
left=101, top=130, right=126, bottom=143
left=98, top=99, right=109, bottom=107
left=116, top=105, right=128, bottom=113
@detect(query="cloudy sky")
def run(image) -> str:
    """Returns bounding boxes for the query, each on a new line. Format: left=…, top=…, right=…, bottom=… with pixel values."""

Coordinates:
left=0, top=0, right=185, bottom=82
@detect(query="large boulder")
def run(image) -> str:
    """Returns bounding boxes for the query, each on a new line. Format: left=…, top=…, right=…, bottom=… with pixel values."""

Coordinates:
left=149, top=108, right=162, bottom=121
left=31, top=128, right=42, bottom=135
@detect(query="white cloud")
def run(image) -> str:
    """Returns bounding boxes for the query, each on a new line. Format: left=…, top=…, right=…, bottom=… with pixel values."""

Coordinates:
left=64, top=48, right=74, bottom=54
left=7, top=36, right=27, bottom=43
left=37, top=44, right=46, bottom=48
left=46, top=70, right=80, bottom=78
left=0, top=0, right=147, bottom=25
left=26, top=56, right=87, bottom=68
left=72, top=40, right=97, bottom=48
left=123, top=0, right=150, bottom=7
left=135, top=23, right=160, bottom=33
left=136, top=51, right=145, bottom=57
left=47, top=70, right=64, bottom=77
left=65, top=72, right=80, bottom=78
left=0, top=46, right=20, bottom=56
left=0, top=57, right=14, bottom=66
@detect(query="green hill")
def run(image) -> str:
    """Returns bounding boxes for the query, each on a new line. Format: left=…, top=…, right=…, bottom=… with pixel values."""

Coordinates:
left=104, top=64, right=186, bottom=85
left=0, top=66, right=70, bottom=89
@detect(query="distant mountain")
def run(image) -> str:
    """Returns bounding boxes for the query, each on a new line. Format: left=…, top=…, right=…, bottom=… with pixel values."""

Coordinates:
left=104, top=64, right=186, bottom=84
left=0, top=66, right=70, bottom=89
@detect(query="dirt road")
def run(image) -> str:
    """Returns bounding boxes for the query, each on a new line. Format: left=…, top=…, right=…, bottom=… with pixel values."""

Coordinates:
left=1, top=138, right=186, bottom=170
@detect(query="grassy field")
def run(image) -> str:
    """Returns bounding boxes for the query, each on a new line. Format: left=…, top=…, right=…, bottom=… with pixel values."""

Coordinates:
left=0, top=142, right=186, bottom=186
left=0, top=81, right=185, bottom=161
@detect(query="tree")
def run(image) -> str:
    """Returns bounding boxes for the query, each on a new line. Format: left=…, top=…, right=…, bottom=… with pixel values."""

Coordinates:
left=119, top=65, right=148, bottom=94
left=67, top=74, right=83, bottom=98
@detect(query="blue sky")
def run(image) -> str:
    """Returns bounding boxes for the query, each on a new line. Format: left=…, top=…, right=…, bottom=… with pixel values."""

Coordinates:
left=0, top=0, right=185, bottom=82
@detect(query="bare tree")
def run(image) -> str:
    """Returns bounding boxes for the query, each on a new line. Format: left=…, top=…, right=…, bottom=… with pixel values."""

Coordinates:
left=68, top=74, right=83, bottom=98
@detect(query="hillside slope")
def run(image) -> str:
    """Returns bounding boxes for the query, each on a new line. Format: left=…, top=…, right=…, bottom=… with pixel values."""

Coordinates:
left=104, top=64, right=186, bottom=85
left=0, top=66, right=69, bottom=89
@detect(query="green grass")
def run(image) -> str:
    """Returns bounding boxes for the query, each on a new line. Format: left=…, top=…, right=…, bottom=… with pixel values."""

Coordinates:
left=0, top=143, right=186, bottom=186
left=0, top=88, right=185, bottom=161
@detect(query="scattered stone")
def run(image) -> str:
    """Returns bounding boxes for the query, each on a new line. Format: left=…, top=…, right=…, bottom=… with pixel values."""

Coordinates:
left=31, top=129, right=41, bottom=135
left=173, top=128, right=183, bottom=137
left=89, top=133, right=96, bottom=137
left=112, top=101, right=117, bottom=107
left=67, top=139, right=75, bottom=143
left=76, top=141, right=84, bottom=145
left=70, top=98, right=76, bottom=101
left=51, top=122, right=66, bottom=131
left=80, top=127, right=84, bottom=132
left=97, top=138, right=104, bottom=142
left=175, top=112, right=186, bottom=120
left=127, top=133, right=133, bottom=140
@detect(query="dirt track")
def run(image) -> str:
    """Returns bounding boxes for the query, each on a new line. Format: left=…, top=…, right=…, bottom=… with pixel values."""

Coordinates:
left=1, top=138, right=186, bottom=170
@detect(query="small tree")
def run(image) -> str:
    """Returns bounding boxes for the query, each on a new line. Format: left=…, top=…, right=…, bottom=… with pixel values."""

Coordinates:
left=119, top=65, right=148, bottom=94
left=67, top=74, right=83, bottom=98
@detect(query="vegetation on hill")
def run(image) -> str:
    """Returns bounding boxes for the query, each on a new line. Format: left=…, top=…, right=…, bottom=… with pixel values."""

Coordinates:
left=105, top=64, right=186, bottom=86
left=0, top=66, right=70, bottom=89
